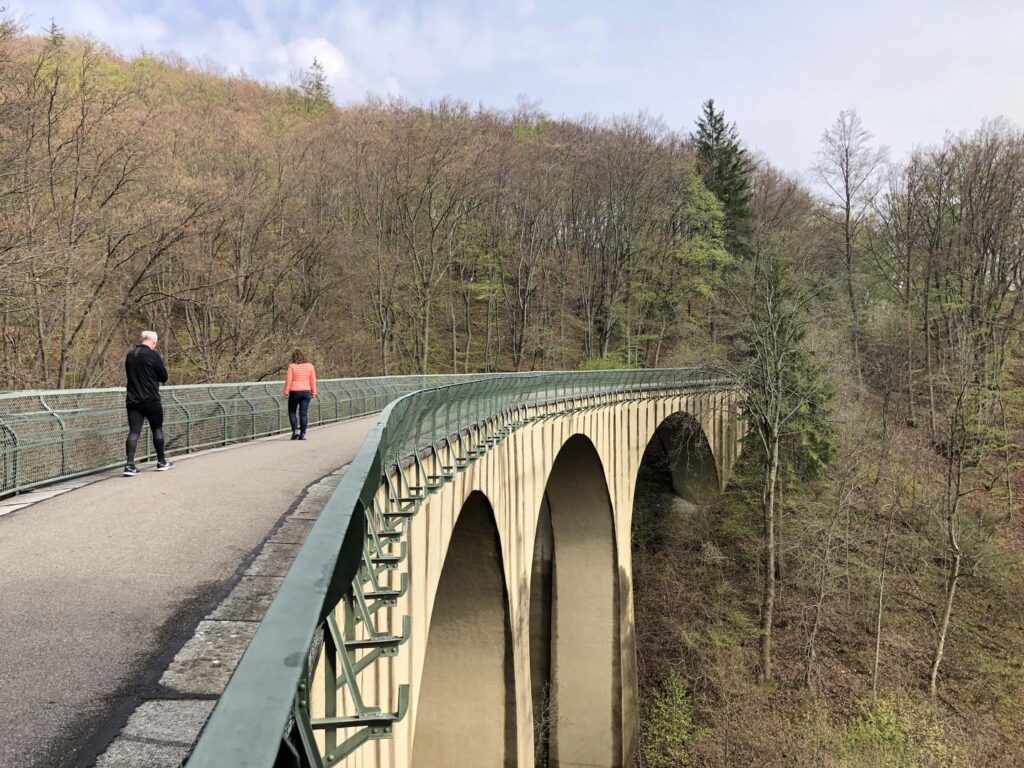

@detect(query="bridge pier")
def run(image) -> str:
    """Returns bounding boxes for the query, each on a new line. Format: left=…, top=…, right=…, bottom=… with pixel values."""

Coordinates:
left=543, top=434, right=621, bottom=767
left=411, top=492, right=515, bottom=767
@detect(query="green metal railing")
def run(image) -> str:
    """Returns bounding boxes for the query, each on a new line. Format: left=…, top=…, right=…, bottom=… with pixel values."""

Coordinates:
left=185, top=369, right=733, bottom=768
left=0, top=375, right=494, bottom=498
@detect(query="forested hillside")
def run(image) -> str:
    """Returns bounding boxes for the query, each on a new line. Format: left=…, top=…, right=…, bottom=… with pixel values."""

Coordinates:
left=629, top=106, right=1024, bottom=766
left=0, top=22, right=734, bottom=388
left=3, top=19, right=1024, bottom=766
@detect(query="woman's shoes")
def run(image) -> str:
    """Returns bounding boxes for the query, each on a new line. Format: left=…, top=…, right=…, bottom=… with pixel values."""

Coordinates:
left=299, top=433, right=307, bottom=440
left=290, top=433, right=299, bottom=440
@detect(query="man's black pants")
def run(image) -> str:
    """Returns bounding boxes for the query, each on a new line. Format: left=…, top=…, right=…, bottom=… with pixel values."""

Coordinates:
left=126, top=400, right=166, bottom=464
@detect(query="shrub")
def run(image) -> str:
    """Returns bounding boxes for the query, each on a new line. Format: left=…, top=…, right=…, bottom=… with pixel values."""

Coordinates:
left=575, top=352, right=629, bottom=371
left=640, top=668, right=707, bottom=768
left=837, top=698, right=952, bottom=768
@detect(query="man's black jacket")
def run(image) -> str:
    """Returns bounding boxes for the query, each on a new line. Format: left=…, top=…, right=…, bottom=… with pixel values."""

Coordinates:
left=125, top=345, right=168, bottom=405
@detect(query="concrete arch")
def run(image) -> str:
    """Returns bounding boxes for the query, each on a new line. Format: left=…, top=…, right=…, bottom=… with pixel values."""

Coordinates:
left=531, top=434, right=621, bottom=768
left=411, top=491, right=517, bottom=767
left=651, top=411, right=721, bottom=502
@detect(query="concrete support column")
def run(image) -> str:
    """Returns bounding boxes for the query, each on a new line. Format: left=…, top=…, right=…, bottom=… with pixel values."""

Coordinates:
left=544, top=435, right=621, bottom=768
left=411, top=493, right=516, bottom=767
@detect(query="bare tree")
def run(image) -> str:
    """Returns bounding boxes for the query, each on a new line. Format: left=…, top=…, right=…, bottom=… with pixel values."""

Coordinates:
left=814, top=110, right=887, bottom=387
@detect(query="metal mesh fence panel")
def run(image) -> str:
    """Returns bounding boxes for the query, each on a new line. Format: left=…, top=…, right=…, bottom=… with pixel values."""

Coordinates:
left=0, top=375, right=483, bottom=497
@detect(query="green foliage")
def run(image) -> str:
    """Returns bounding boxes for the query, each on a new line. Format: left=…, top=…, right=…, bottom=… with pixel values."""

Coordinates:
left=512, top=116, right=551, bottom=142
left=576, top=352, right=629, bottom=370
left=45, top=20, right=65, bottom=48
left=298, top=58, right=331, bottom=114
left=718, top=455, right=770, bottom=559
left=738, top=257, right=836, bottom=481
left=837, top=699, right=952, bottom=768
left=784, top=361, right=836, bottom=479
left=672, top=170, right=733, bottom=299
left=638, top=667, right=704, bottom=768
left=630, top=165, right=731, bottom=364
left=640, top=668, right=707, bottom=768
left=694, top=99, right=754, bottom=256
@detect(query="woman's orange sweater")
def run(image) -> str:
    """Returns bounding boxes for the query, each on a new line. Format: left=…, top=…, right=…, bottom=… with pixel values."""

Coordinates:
left=284, top=362, right=317, bottom=396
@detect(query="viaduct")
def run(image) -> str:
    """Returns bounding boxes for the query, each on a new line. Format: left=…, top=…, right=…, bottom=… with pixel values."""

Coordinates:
left=187, top=371, right=743, bottom=767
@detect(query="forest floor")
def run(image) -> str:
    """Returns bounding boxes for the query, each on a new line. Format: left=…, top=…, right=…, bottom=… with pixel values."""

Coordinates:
left=632, top=380, right=1024, bottom=767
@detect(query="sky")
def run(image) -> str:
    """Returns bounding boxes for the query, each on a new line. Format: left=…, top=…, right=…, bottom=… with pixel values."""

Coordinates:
left=7, top=0, right=1024, bottom=175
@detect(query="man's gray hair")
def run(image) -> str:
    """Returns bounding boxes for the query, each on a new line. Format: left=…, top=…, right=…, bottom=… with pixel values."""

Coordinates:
left=140, top=330, right=158, bottom=344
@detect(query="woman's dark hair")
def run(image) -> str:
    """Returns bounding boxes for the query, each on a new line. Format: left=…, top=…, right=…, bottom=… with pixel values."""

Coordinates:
left=290, top=348, right=307, bottom=364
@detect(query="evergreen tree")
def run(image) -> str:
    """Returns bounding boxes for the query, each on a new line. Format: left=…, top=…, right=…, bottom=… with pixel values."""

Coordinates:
left=45, top=19, right=65, bottom=47
left=736, top=255, right=834, bottom=681
left=300, top=58, right=331, bottom=113
left=694, top=99, right=754, bottom=255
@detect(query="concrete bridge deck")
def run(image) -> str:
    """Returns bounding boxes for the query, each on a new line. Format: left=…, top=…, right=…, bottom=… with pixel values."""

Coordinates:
left=0, top=416, right=377, bottom=768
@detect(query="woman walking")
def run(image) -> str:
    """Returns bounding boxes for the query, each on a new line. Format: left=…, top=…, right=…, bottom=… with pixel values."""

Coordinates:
left=284, top=349, right=317, bottom=440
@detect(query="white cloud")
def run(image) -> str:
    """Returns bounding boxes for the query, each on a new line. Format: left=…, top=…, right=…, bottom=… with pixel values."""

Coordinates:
left=10, top=0, right=169, bottom=51
left=5, top=0, right=1023, bottom=171
left=516, top=0, right=537, bottom=21
left=270, top=36, right=348, bottom=89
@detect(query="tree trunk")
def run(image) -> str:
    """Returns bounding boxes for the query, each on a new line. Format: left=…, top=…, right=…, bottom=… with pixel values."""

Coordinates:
left=804, top=517, right=836, bottom=689
left=450, top=299, right=458, bottom=373
left=872, top=503, right=898, bottom=703
left=463, top=292, right=473, bottom=374
left=653, top=316, right=667, bottom=368
left=759, top=431, right=780, bottom=682
left=929, top=456, right=963, bottom=697
left=905, top=268, right=915, bottom=426
left=485, top=293, right=494, bottom=372
left=844, top=205, right=864, bottom=391
left=420, top=297, right=431, bottom=374
left=1000, top=398, right=1013, bottom=523
left=929, top=544, right=961, bottom=697
left=923, top=259, right=938, bottom=439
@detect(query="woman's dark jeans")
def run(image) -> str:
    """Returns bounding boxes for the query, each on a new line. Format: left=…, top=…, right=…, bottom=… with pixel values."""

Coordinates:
left=288, top=391, right=312, bottom=434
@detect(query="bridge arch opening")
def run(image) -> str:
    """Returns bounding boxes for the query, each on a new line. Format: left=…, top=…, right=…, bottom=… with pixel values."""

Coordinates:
left=530, top=433, right=621, bottom=767
left=626, top=410, right=721, bottom=765
left=412, top=491, right=516, bottom=767
left=650, top=411, right=719, bottom=503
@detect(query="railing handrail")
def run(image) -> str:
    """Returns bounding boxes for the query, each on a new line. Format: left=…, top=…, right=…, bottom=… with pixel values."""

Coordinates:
left=0, top=374, right=524, bottom=498
left=185, top=368, right=734, bottom=767
left=0, top=374, right=491, bottom=400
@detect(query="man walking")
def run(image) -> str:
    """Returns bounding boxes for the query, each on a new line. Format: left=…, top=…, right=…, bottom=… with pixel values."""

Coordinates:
left=124, top=330, right=173, bottom=476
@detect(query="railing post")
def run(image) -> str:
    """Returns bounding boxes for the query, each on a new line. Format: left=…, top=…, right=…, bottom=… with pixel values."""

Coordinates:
left=39, top=395, right=69, bottom=478
left=209, top=386, right=228, bottom=446
left=238, top=385, right=257, bottom=440
left=168, top=390, right=192, bottom=453
left=0, top=413, right=18, bottom=495
left=328, top=384, right=339, bottom=422
left=262, top=384, right=281, bottom=435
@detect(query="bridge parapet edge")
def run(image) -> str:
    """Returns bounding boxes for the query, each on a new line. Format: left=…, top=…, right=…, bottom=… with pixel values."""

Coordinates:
left=0, top=375, right=503, bottom=498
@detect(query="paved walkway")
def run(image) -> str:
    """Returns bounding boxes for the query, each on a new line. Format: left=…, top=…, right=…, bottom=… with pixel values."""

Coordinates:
left=0, top=417, right=376, bottom=768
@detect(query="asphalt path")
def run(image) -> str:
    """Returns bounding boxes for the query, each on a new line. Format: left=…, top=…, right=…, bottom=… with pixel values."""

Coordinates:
left=0, top=416, right=376, bottom=768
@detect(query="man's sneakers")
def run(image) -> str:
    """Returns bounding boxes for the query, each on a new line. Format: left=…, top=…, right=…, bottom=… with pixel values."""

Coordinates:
left=125, top=460, right=173, bottom=475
